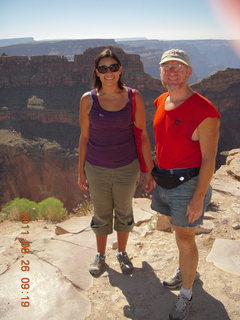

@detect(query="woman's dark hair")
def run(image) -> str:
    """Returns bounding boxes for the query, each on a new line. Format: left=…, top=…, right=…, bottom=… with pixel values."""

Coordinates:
left=93, top=48, right=124, bottom=90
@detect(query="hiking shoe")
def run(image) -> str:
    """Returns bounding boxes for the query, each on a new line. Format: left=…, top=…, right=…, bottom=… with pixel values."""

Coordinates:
left=89, top=253, right=106, bottom=276
left=116, top=251, right=134, bottom=274
left=169, top=294, right=192, bottom=320
left=163, top=267, right=200, bottom=290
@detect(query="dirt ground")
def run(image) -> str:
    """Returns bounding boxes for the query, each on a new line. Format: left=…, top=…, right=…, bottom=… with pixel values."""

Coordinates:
left=82, top=194, right=240, bottom=320
left=1, top=191, right=240, bottom=320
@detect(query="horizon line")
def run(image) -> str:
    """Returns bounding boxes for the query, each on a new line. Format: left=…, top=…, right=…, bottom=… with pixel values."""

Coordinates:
left=0, top=37, right=240, bottom=42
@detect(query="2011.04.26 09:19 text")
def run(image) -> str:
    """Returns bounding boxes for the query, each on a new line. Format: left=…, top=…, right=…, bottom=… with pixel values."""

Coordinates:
left=20, top=212, right=31, bottom=308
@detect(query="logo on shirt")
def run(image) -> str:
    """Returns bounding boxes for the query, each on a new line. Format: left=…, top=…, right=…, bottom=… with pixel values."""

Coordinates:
left=98, top=113, right=104, bottom=117
left=174, top=120, right=181, bottom=125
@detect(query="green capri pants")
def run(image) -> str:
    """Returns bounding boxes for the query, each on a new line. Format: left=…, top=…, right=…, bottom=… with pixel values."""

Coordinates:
left=85, top=160, right=140, bottom=235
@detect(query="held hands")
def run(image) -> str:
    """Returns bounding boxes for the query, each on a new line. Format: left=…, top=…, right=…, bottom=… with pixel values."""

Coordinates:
left=186, top=197, right=204, bottom=223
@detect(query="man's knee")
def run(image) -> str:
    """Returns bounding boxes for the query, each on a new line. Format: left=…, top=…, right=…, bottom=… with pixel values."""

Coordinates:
left=174, top=226, right=197, bottom=252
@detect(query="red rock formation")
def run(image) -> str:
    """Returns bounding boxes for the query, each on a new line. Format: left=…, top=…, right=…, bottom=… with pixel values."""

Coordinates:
left=192, top=68, right=240, bottom=152
left=0, top=130, right=85, bottom=212
left=192, top=68, right=240, bottom=112
left=0, top=47, right=162, bottom=94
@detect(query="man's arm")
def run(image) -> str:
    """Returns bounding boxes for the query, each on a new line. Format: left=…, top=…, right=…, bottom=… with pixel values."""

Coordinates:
left=186, top=117, right=220, bottom=223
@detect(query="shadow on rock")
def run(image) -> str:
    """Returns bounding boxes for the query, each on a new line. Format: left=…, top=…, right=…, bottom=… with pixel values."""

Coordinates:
left=106, top=262, right=230, bottom=320
left=207, top=202, right=220, bottom=212
left=191, top=279, right=231, bottom=320
left=107, top=261, right=175, bottom=320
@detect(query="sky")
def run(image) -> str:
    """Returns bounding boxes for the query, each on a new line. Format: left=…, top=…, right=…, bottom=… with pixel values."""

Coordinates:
left=0, top=0, right=240, bottom=41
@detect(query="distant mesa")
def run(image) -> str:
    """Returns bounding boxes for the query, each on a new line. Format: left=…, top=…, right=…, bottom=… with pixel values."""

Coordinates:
left=0, top=38, right=240, bottom=82
left=0, top=37, right=34, bottom=47
left=116, top=37, right=148, bottom=41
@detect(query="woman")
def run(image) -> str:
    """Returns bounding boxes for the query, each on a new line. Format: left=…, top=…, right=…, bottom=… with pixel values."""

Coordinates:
left=78, top=48, right=153, bottom=276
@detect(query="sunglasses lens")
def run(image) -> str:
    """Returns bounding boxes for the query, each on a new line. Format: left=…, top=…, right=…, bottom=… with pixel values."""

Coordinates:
left=97, top=65, right=108, bottom=73
left=109, top=64, right=120, bottom=72
left=97, top=64, right=120, bottom=74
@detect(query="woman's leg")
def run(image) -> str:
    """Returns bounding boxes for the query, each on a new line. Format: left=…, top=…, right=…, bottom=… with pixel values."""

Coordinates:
left=117, top=231, right=129, bottom=252
left=96, top=234, right=108, bottom=254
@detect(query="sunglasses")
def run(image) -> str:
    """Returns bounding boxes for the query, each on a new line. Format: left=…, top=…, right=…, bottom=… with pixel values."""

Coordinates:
left=97, top=63, right=120, bottom=74
left=161, top=63, right=186, bottom=72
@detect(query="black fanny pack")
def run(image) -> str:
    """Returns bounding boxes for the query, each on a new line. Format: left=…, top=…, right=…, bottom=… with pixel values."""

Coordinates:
left=151, top=166, right=200, bottom=189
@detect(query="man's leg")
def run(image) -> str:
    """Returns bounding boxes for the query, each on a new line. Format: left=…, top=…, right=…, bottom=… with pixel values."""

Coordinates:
left=173, top=226, right=198, bottom=290
left=168, top=226, right=197, bottom=319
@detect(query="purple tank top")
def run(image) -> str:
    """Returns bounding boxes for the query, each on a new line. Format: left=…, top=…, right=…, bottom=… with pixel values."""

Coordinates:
left=86, top=87, right=138, bottom=168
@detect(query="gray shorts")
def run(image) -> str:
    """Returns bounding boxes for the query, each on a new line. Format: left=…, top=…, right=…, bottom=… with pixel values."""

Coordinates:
left=151, top=176, right=212, bottom=227
left=85, top=160, right=140, bottom=235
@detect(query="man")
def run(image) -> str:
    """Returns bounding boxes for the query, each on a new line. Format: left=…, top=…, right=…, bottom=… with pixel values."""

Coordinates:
left=151, top=49, right=220, bottom=320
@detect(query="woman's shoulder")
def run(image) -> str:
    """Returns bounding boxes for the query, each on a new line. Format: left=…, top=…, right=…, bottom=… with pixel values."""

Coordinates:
left=81, top=89, right=95, bottom=98
left=80, top=91, right=94, bottom=111
left=81, top=90, right=95, bottom=102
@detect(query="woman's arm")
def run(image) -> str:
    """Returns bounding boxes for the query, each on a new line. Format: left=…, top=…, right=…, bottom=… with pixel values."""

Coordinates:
left=78, top=92, right=92, bottom=191
left=134, top=90, right=154, bottom=191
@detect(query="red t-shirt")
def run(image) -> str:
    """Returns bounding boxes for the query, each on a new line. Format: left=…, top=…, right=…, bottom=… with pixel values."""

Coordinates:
left=153, top=92, right=220, bottom=169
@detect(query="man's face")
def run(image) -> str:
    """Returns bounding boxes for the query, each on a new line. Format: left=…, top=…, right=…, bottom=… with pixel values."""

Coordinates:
left=160, top=61, right=192, bottom=91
